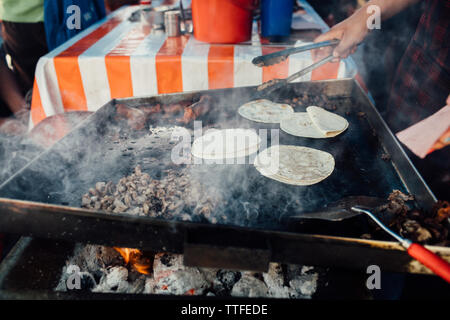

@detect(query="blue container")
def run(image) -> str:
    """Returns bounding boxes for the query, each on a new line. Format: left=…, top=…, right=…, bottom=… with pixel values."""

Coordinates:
left=261, top=0, right=294, bottom=37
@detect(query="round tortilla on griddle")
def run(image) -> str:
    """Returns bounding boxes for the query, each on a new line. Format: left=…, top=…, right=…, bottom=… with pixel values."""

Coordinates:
left=191, top=128, right=260, bottom=160
left=238, top=99, right=294, bottom=123
left=306, top=106, right=348, bottom=137
left=280, top=111, right=348, bottom=138
left=254, top=145, right=335, bottom=186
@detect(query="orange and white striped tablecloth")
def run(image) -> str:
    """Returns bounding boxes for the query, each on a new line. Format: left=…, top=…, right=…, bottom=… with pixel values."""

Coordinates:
left=30, top=3, right=357, bottom=129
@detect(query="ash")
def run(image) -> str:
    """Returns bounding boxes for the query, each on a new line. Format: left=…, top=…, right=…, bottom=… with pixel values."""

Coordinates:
left=56, top=243, right=319, bottom=299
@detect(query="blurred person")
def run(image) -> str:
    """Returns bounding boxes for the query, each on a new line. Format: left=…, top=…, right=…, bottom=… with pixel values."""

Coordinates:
left=0, top=45, right=27, bottom=120
left=44, top=0, right=107, bottom=50
left=0, top=0, right=48, bottom=93
left=315, top=0, right=449, bottom=199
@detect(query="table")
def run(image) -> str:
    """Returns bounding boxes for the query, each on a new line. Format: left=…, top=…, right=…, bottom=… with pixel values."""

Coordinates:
left=29, top=1, right=358, bottom=129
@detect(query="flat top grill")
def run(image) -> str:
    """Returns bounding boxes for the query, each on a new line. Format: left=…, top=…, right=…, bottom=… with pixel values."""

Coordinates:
left=0, top=79, right=444, bottom=275
left=0, top=82, right=404, bottom=228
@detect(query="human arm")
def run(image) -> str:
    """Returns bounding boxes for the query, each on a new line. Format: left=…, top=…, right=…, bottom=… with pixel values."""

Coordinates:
left=314, top=0, right=420, bottom=59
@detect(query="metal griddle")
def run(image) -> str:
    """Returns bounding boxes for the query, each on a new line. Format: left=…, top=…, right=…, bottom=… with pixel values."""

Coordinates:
left=0, top=79, right=447, bottom=275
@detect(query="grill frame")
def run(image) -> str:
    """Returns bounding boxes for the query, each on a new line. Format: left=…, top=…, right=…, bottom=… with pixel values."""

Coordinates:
left=0, top=79, right=446, bottom=275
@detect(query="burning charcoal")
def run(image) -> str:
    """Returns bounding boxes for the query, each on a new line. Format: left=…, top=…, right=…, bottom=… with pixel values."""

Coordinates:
left=289, top=275, right=318, bottom=298
left=153, top=253, right=184, bottom=281
left=100, top=266, right=129, bottom=292
left=217, top=270, right=241, bottom=291
left=231, top=275, right=269, bottom=298
left=262, top=263, right=291, bottom=298
left=153, top=269, right=209, bottom=296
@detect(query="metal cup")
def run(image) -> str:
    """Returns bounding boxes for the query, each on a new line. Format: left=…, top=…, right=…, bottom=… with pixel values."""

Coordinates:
left=164, top=10, right=181, bottom=37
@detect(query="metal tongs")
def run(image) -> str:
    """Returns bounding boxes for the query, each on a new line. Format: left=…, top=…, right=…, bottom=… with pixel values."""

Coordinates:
left=253, top=39, right=340, bottom=94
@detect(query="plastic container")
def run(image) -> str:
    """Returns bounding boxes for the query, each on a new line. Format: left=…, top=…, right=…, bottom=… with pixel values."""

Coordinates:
left=191, top=0, right=257, bottom=43
left=261, top=0, right=294, bottom=37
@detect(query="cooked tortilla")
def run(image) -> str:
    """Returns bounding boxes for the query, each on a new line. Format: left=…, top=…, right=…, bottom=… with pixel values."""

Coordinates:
left=238, top=99, right=294, bottom=123
left=254, top=145, right=335, bottom=186
left=191, top=128, right=260, bottom=160
left=307, top=106, right=348, bottom=137
left=280, top=111, right=348, bottom=138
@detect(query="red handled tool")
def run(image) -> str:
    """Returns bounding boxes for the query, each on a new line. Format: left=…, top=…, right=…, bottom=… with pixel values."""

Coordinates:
left=289, top=196, right=450, bottom=283
left=351, top=207, right=450, bottom=283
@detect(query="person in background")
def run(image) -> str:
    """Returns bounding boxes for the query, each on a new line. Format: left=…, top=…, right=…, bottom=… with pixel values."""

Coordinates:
left=315, top=0, right=449, bottom=200
left=43, top=0, right=107, bottom=51
left=0, top=0, right=48, bottom=94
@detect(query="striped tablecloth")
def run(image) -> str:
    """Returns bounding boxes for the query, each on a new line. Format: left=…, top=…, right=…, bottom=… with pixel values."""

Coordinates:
left=29, top=1, right=357, bottom=129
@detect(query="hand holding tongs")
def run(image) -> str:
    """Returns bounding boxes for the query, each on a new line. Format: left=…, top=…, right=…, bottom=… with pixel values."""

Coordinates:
left=253, top=40, right=339, bottom=94
left=252, top=39, right=340, bottom=67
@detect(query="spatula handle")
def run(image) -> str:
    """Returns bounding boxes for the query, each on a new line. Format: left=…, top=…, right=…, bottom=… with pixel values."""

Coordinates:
left=407, top=243, right=450, bottom=283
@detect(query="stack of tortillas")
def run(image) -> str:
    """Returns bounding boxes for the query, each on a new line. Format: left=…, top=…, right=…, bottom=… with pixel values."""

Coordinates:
left=238, top=99, right=294, bottom=123
left=191, top=128, right=260, bottom=160
left=281, top=106, right=348, bottom=138
left=254, top=145, right=335, bottom=186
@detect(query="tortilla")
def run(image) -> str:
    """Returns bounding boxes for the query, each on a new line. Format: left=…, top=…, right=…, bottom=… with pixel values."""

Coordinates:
left=307, top=106, right=348, bottom=137
left=280, top=111, right=348, bottom=138
left=238, top=99, right=294, bottom=123
left=191, top=128, right=260, bottom=160
left=254, top=145, right=335, bottom=186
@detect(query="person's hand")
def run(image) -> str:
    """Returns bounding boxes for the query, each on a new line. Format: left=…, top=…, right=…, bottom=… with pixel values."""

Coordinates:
left=313, top=8, right=370, bottom=60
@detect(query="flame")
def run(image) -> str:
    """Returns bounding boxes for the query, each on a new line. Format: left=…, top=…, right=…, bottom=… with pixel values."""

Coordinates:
left=114, top=247, right=151, bottom=275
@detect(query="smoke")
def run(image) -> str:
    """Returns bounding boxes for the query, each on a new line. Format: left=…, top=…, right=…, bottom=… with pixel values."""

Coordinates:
left=0, top=82, right=367, bottom=236
left=0, top=133, right=44, bottom=185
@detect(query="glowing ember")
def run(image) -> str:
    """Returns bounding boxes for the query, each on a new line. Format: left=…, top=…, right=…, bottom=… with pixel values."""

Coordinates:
left=114, top=247, right=151, bottom=275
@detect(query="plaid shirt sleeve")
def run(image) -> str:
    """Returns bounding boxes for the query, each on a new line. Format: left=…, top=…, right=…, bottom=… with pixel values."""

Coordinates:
left=386, top=0, right=450, bottom=132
